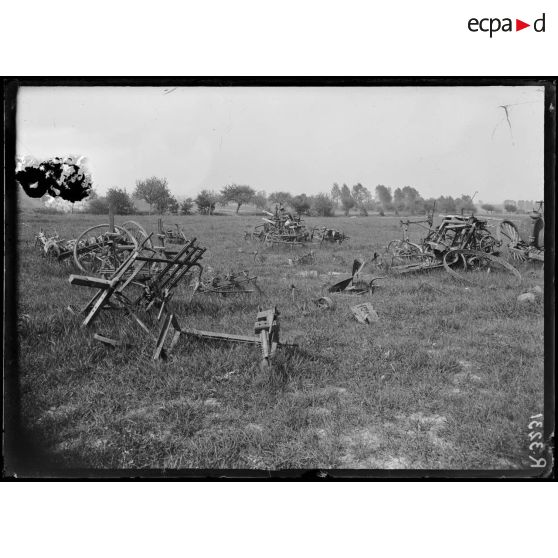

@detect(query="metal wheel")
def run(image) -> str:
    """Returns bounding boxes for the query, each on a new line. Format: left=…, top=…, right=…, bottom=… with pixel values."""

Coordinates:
left=386, top=239, right=424, bottom=265
left=476, top=230, right=499, bottom=253
left=73, top=224, right=138, bottom=276
left=122, top=220, right=152, bottom=249
left=443, top=249, right=522, bottom=287
left=497, top=220, right=524, bottom=261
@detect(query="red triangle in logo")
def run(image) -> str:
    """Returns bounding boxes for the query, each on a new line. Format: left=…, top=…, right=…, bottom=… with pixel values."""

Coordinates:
left=516, top=19, right=530, bottom=31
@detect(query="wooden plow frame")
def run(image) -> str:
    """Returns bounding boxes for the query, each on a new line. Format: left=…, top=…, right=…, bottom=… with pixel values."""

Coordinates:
left=68, top=236, right=206, bottom=328
left=152, top=307, right=297, bottom=369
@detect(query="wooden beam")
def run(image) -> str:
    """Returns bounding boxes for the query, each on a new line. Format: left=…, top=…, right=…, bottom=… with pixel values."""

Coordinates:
left=69, top=275, right=113, bottom=289
left=180, top=327, right=260, bottom=345
left=93, top=333, right=122, bottom=347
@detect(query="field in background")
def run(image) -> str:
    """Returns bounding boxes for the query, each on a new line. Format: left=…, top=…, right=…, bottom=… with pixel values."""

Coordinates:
left=16, top=209, right=544, bottom=470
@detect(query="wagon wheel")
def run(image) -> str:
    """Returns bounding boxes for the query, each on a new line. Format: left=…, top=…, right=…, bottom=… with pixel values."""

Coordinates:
left=122, top=220, right=153, bottom=249
left=73, top=224, right=138, bottom=276
left=386, top=239, right=424, bottom=266
left=443, top=249, right=521, bottom=288
left=476, top=230, right=499, bottom=254
left=497, top=220, right=524, bottom=261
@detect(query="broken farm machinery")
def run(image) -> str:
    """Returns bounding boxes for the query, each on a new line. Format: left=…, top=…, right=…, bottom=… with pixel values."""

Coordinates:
left=386, top=213, right=522, bottom=286
left=68, top=234, right=293, bottom=370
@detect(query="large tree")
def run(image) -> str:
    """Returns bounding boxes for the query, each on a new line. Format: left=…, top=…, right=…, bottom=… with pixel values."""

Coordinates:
left=134, top=176, right=171, bottom=214
left=220, top=184, right=255, bottom=213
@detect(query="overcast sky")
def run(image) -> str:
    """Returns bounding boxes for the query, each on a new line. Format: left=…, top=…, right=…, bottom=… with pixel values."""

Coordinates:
left=16, top=86, right=544, bottom=203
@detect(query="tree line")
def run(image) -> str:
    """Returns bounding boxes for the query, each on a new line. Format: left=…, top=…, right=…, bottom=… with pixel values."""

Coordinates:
left=81, top=176, right=480, bottom=217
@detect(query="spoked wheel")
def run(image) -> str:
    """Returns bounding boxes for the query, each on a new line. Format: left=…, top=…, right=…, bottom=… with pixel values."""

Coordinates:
left=443, top=249, right=522, bottom=287
left=386, top=240, right=424, bottom=266
left=73, top=224, right=138, bottom=276
left=497, top=220, right=525, bottom=262
left=476, top=230, right=500, bottom=254
left=122, top=220, right=152, bottom=249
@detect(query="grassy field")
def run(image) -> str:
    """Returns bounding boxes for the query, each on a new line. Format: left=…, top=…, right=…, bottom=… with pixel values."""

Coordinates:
left=14, top=207, right=544, bottom=472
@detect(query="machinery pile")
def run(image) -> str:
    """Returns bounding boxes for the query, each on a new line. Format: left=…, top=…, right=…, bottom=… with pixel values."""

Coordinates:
left=58, top=211, right=294, bottom=372
left=385, top=212, right=524, bottom=286
left=245, top=204, right=348, bottom=247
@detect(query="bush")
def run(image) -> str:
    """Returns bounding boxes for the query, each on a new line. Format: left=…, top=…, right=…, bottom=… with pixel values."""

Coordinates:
left=33, top=206, right=65, bottom=215
left=180, top=198, right=194, bottom=215
left=290, top=194, right=311, bottom=215
left=312, top=193, right=334, bottom=217
left=87, top=197, right=111, bottom=215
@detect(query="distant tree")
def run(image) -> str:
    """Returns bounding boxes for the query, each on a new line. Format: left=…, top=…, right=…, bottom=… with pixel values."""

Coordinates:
left=393, top=187, right=405, bottom=214
left=312, top=193, right=335, bottom=217
left=196, top=189, right=218, bottom=215
left=331, top=183, right=342, bottom=207
left=481, top=203, right=495, bottom=214
left=166, top=195, right=179, bottom=214
left=340, top=184, right=356, bottom=216
left=268, top=191, right=292, bottom=206
left=220, top=184, right=255, bottom=213
left=437, top=196, right=457, bottom=214
left=134, top=176, right=170, bottom=214
left=106, top=187, right=136, bottom=215
left=252, top=190, right=268, bottom=210
left=351, top=183, right=371, bottom=206
left=290, top=194, right=311, bottom=215
left=86, top=195, right=110, bottom=215
left=375, top=185, right=392, bottom=213
left=504, top=203, right=517, bottom=213
left=455, top=194, right=477, bottom=214
left=180, top=198, right=194, bottom=215
left=423, top=198, right=437, bottom=214
left=154, top=194, right=170, bottom=214
left=401, top=186, right=420, bottom=214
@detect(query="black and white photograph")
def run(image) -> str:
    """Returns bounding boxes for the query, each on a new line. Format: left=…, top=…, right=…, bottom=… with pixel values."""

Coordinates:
left=3, top=79, right=553, bottom=476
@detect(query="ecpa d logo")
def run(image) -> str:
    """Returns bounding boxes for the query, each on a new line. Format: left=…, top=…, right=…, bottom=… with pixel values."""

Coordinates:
left=468, top=13, right=545, bottom=37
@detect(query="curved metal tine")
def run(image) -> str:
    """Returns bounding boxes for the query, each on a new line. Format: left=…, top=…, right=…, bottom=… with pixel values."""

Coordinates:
left=138, top=232, right=154, bottom=251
